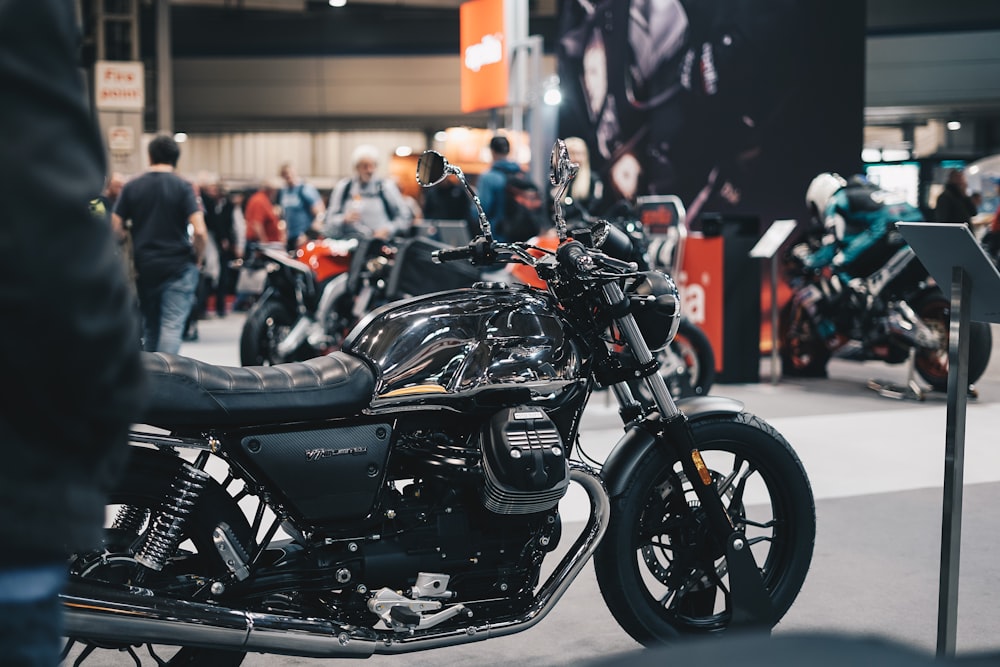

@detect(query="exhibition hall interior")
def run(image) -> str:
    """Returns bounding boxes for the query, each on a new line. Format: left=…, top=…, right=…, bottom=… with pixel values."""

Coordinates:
left=58, top=0, right=1000, bottom=665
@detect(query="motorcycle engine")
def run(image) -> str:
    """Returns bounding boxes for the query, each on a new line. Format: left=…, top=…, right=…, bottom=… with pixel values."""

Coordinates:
left=479, top=406, right=569, bottom=515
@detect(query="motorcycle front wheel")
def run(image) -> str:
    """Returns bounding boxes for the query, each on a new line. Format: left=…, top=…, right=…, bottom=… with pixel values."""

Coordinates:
left=239, top=298, right=296, bottom=366
left=65, top=451, right=252, bottom=665
left=594, top=413, right=815, bottom=644
left=912, top=294, right=993, bottom=392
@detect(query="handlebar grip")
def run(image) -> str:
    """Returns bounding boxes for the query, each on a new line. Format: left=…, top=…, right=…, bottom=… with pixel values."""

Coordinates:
left=432, top=245, right=475, bottom=264
left=556, top=240, right=593, bottom=274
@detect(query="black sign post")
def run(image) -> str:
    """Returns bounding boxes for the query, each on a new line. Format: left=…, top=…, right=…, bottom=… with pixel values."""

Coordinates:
left=896, top=222, right=1000, bottom=659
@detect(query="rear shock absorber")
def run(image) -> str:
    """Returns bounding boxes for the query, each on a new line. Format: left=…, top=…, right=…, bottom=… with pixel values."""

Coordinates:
left=134, top=462, right=211, bottom=571
left=110, top=504, right=150, bottom=536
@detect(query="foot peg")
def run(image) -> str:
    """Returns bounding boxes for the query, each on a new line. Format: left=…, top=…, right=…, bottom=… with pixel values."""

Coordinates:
left=367, top=573, right=470, bottom=632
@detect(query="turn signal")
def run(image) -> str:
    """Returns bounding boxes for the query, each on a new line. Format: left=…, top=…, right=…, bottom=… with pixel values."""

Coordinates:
left=691, top=449, right=713, bottom=486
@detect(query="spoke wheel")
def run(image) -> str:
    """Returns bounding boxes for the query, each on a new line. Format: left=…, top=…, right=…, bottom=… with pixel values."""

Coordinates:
left=66, top=451, right=251, bottom=666
left=595, top=414, right=815, bottom=644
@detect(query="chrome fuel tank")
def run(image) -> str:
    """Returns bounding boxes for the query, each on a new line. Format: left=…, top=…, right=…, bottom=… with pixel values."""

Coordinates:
left=342, top=285, right=583, bottom=401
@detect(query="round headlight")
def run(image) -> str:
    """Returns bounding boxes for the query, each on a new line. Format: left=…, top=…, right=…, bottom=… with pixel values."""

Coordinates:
left=628, top=270, right=681, bottom=351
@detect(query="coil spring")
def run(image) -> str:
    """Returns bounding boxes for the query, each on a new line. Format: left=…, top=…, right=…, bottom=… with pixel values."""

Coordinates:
left=134, top=463, right=211, bottom=572
left=110, top=504, right=150, bottom=536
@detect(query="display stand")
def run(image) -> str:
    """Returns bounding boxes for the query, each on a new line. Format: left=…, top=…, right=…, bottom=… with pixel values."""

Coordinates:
left=895, top=222, right=1000, bottom=659
left=749, top=220, right=798, bottom=385
left=865, top=347, right=928, bottom=401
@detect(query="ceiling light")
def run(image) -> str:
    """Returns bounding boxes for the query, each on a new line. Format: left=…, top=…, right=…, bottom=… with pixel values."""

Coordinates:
left=173, top=132, right=188, bottom=143
left=881, top=148, right=910, bottom=162
left=329, top=0, right=347, bottom=7
left=947, top=121, right=961, bottom=131
left=395, top=146, right=412, bottom=157
left=861, top=147, right=881, bottom=163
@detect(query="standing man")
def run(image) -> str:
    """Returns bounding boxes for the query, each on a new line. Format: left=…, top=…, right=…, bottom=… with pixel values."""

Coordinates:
left=278, top=161, right=325, bottom=251
left=113, top=134, right=208, bottom=354
left=201, top=176, right=240, bottom=318
left=475, top=135, right=523, bottom=242
left=935, top=168, right=977, bottom=227
left=0, top=0, right=147, bottom=663
left=324, top=144, right=410, bottom=240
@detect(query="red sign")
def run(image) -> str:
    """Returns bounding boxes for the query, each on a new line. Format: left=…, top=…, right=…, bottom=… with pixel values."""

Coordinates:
left=94, top=61, right=145, bottom=111
left=678, top=235, right=724, bottom=371
left=460, top=0, right=508, bottom=113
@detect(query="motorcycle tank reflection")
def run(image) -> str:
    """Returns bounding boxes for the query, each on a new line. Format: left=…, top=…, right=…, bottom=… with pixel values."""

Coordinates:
left=344, top=285, right=583, bottom=398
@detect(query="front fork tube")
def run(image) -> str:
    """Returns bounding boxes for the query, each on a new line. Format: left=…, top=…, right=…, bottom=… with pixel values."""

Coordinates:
left=603, top=282, right=774, bottom=628
left=602, top=283, right=678, bottom=420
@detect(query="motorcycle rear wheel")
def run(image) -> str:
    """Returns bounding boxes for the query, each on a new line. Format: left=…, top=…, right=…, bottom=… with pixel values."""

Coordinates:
left=240, top=298, right=296, bottom=366
left=594, top=413, right=815, bottom=644
left=778, top=300, right=831, bottom=378
left=65, top=451, right=252, bottom=666
left=912, top=295, right=992, bottom=392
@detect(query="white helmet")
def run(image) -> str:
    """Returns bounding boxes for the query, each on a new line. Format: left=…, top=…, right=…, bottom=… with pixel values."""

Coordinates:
left=805, top=172, right=847, bottom=218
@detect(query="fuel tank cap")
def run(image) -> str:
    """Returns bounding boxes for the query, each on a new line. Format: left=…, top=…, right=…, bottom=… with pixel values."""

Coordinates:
left=473, top=281, right=509, bottom=290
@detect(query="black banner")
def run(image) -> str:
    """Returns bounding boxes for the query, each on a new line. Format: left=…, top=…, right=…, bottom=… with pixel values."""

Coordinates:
left=557, top=0, right=866, bottom=229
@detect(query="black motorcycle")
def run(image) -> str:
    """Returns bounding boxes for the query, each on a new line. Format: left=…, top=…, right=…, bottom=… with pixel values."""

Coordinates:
left=779, top=222, right=992, bottom=392
left=240, top=235, right=480, bottom=366
left=61, top=141, right=814, bottom=665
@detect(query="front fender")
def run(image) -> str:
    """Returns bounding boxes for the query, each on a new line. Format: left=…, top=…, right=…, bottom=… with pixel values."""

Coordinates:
left=600, top=396, right=744, bottom=498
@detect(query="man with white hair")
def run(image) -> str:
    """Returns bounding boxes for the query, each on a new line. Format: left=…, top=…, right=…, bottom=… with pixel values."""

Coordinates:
left=324, top=144, right=410, bottom=240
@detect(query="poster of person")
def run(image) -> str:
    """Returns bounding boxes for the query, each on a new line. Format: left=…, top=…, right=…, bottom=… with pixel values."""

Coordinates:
left=557, top=0, right=866, bottom=229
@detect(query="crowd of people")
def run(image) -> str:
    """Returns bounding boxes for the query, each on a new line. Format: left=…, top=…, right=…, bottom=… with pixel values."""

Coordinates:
left=100, top=134, right=619, bottom=344
left=103, top=133, right=999, bottom=357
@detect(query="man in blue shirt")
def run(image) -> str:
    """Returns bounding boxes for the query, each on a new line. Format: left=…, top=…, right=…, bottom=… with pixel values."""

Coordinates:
left=474, top=135, right=525, bottom=242
left=278, top=161, right=325, bottom=251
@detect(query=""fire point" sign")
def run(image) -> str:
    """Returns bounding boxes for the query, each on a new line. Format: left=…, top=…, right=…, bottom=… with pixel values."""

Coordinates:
left=94, top=61, right=145, bottom=112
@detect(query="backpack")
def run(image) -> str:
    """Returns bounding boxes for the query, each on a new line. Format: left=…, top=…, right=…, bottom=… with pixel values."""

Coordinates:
left=499, top=171, right=546, bottom=242
left=339, top=178, right=399, bottom=221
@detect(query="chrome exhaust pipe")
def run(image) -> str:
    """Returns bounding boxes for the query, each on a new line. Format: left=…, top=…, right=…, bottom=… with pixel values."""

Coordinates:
left=372, top=464, right=610, bottom=654
left=62, top=578, right=375, bottom=658
left=62, top=466, right=610, bottom=658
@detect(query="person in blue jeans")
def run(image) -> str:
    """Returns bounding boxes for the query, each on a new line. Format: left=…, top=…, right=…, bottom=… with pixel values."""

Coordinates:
left=113, top=135, right=208, bottom=353
left=0, top=1, right=147, bottom=663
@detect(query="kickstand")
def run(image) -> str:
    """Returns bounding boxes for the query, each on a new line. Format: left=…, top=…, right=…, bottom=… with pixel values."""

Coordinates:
left=866, top=347, right=927, bottom=401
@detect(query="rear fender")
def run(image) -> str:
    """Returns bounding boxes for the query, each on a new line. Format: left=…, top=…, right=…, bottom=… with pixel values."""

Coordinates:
left=600, top=396, right=744, bottom=498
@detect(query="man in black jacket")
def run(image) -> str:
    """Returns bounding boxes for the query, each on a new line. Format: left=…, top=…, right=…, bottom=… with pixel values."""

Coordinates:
left=935, top=168, right=978, bottom=227
left=0, top=1, right=147, bottom=664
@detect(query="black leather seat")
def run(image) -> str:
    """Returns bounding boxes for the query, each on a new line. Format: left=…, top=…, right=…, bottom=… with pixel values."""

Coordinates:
left=140, top=352, right=376, bottom=428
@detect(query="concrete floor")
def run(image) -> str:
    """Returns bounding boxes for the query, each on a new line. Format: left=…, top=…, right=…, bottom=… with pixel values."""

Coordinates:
left=64, top=314, right=1000, bottom=665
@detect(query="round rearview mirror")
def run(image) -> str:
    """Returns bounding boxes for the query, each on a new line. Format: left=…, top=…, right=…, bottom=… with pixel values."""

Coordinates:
left=590, top=219, right=610, bottom=248
left=416, top=150, right=448, bottom=187
left=550, top=139, right=571, bottom=186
